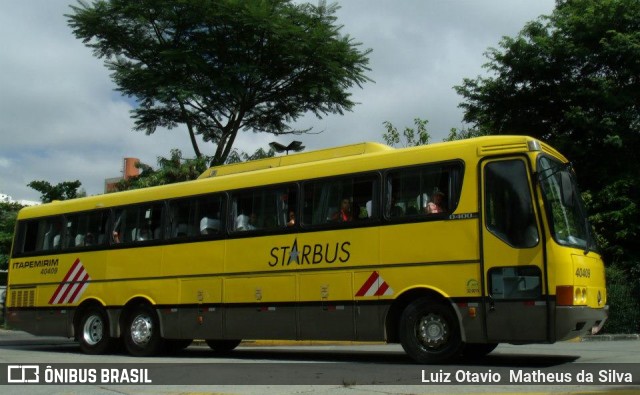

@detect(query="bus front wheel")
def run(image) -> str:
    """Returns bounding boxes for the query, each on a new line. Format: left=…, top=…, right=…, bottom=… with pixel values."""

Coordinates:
left=205, top=339, right=242, bottom=352
left=123, top=304, right=164, bottom=357
left=399, top=298, right=462, bottom=364
left=77, top=305, right=112, bottom=355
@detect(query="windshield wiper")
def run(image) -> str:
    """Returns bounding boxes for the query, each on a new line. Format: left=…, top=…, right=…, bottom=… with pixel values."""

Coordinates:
left=537, top=162, right=572, bottom=182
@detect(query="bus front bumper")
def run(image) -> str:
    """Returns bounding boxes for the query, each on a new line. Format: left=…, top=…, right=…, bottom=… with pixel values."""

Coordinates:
left=556, top=305, right=609, bottom=341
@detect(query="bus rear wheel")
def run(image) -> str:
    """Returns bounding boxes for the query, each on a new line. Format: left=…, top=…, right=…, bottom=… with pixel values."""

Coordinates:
left=205, top=339, right=242, bottom=352
left=123, top=304, right=164, bottom=357
left=399, top=298, right=462, bottom=364
left=77, top=305, right=112, bottom=355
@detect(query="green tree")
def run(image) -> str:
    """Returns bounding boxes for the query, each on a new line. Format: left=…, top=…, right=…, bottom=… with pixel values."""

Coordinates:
left=0, top=202, right=24, bottom=271
left=68, top=0, right=372, bottom=165
left=456, top=0, right=640, bottom=331
left=382, top=118, right=431, bottom=147
left=115, top=147, right=275, bottom=191
left=226, top=147, right=276, bottom=164
left=115, top=149, right=209, bottom=191
left=27, top=180, right=85, bottom=203
left=443, top=127, right=486, bottom=142
left=381, top=118, right=484, bottom=147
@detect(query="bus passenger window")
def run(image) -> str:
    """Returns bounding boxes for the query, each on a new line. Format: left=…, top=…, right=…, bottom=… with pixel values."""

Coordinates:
left=385, top=162, right=462, bottom=220
left=113, top=203, right=163, bottom=243
left=168, top=194, right=223, bottom=239
left=65, top=210, right=109, bottom=248
left=230, top=185, right=296, bottom=232
left=302, top=174, right=377, bottom=226
left=20, top=217, right=64, bottom=253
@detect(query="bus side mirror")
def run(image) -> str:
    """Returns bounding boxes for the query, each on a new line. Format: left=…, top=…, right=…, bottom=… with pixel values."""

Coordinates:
left=560, top=172, right=574, bottom=207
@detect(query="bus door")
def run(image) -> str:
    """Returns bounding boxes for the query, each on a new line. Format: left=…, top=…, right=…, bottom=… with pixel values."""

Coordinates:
left=480, top=157, right=548, bottom=343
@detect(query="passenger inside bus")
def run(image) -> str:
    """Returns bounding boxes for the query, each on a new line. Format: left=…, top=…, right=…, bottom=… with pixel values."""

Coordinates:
left=287, top=211, right=296, bottom=227
left=425, top=191, right=446, bottom=214
left=332, top=198, right=353, bottom=222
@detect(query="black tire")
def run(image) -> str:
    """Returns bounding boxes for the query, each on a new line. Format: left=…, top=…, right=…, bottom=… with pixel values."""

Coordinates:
left=165, top=339, right=193, bottom=353
left=399, top=298, right=462, bottom=364
left=123, top=304, right=164, bottom=357
left=205, top=339, right=242, bottom=352
left=76, top=305, right=113, bottom=355
left=463, top=342, right=498, bottom=358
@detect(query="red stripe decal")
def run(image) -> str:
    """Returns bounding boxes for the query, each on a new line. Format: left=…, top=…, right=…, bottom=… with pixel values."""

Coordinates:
left=355, top=271, right=379, bottom=297
left=374, top=281, right=389, bottom=296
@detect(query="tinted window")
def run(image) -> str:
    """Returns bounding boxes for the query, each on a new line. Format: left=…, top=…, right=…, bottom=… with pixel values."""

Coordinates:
left=489, top=266, right=542, bottom=299
left=63, top=211, right=109, bottom=248
left=302, top=175, right=377, bottom=226
left=20, top=216, right=64, bottom=253
left=112, top=203, right=164, bottom=243
left=484, top=160, right=539, bottom=248
left=168, top=194, right=223, bottom=238
left=230, top=185, right=297, bottom=232
left=385, top=162, right=463, bottom=218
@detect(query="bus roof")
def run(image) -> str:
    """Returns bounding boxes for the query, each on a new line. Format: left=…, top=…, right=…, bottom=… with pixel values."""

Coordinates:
left=198, top=142, right=392, bottom=179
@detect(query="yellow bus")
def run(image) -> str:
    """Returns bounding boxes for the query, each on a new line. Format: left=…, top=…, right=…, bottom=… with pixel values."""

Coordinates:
left=6, top=136, right=608, bottom=363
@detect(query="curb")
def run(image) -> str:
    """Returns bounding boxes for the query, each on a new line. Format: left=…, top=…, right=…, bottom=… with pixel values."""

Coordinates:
left=581, top=334, right=640, bottom=342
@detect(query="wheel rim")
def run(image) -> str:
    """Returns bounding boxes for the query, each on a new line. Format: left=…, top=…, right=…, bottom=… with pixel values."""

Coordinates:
left=130, top=314, right=153, bottom=346
left=416, top=312, right=449, bottom=350
left=83, top=314, right=104, bottom=346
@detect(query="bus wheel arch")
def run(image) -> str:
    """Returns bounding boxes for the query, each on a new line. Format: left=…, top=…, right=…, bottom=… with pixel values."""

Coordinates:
left=120, top=298, right=165, bottom=357
left=74, top=300, right=113, bottom=355
left=386, top=288, right=464, bottom=363
left=386, top=288, right=458, bottom=342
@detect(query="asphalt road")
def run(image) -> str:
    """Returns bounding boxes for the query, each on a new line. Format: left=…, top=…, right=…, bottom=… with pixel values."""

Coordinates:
left=0, top=329, right=639, bottom=394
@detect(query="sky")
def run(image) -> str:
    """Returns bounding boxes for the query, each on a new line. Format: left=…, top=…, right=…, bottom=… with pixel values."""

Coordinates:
left=0, top=0, right=556, bottom=202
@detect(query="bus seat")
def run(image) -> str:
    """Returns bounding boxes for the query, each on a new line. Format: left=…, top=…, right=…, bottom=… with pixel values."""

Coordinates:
left=235, top=214, right=249, bottom=230
left=52, top=234, right=61, bottom=249
left=174, top=224, right=189, bottom=237
left=200, top=217, right=220, bottom=235
left=75, top=234, right=85, bottom=246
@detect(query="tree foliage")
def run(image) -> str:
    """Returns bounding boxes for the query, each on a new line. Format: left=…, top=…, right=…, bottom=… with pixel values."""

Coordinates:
left=382, top=118, right=431, bottom=148
left=114, top=147, right=275, bottom=191
left=456, top=0, right=640, bottom=265
left=381, top=117, right=484, bottom=147
left=114, top=149, right=210, bottom=191
left=67, top=0, right=372, bottom=165
left=27, top=180, right=85, bottom=203
left=0, top=202, right=24, bottom=271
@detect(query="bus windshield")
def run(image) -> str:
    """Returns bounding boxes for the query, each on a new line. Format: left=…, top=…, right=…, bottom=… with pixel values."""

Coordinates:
left=537, top=156, right=595, bottom=252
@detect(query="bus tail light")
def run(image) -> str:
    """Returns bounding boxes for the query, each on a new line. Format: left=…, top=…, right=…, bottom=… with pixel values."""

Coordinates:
left=557, top=285, right=587, bottom=306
